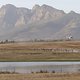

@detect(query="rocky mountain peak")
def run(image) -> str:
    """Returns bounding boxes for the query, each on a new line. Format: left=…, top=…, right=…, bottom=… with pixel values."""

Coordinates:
left=32, top=4, right=40, bottom=10
left=41, top=4, right=54, bottom=9
left=0, top=4, right=80, bottom=40
left=69, top=11, right=76, bottom=14
left=1, top=4, right=16, bottom=10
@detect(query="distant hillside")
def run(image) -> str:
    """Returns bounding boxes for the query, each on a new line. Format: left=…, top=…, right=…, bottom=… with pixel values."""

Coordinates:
left=0, top=4, right=80, bottom=40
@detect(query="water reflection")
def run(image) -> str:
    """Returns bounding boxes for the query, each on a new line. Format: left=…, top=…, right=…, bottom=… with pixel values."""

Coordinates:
left=0, top=62, right=80, bottom=73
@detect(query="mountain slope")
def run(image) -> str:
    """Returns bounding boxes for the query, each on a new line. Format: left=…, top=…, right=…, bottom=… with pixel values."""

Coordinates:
left=0, top=4, right=80, bottom=40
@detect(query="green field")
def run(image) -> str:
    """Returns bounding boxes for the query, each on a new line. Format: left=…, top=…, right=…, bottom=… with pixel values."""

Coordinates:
left=0, top=41, right=80, bottom=61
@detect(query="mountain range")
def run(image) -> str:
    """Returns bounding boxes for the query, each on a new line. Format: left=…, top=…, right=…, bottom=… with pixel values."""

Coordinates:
left=0, top=4, right=80, bottom=41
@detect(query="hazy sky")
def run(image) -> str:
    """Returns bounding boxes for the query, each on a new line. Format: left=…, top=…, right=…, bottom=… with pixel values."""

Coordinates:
left=0, top=0, right=80, bottom=13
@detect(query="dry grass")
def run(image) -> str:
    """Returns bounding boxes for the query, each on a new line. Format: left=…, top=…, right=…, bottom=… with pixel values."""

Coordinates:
left=0, top=73, right=80, bottom=80
left=0, top=41, right=80, bottom=61
left=0, top=41, right=80, bottom=49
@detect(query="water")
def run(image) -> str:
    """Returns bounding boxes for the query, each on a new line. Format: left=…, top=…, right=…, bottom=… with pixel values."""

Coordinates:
left=0, top=62, right=80, bottom=73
